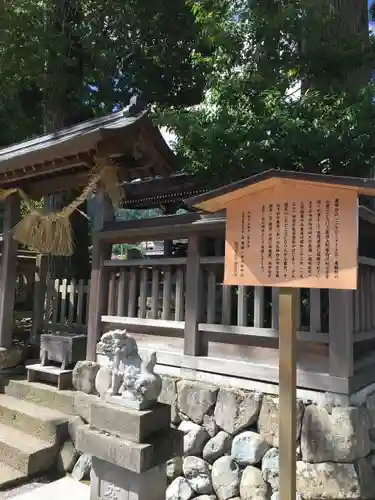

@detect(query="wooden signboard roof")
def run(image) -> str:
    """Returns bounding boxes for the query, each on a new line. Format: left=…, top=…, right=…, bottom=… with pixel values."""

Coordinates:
left=186, top=169, right=375, bottom=213
left=0, top=97, right=176, bottom=197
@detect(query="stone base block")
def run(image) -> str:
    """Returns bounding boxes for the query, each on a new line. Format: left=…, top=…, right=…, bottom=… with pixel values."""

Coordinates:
left=90, top=456, right=166, bottom=500
left=76, top=425, right=182, bottom=473
left=90, top=400, right=170, bottom=442
left=0, top=345, right=25, bottom=370
left=73, top=392, right=99, bottom=423
left=26, top=364, right=73, bottom=390
left=106, top=394, right=156, bottom=410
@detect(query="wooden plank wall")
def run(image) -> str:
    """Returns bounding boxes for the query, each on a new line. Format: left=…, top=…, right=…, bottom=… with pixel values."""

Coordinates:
left=351, top=257, right=375, bottom=391
left=43, top=278, right=90, bottom=334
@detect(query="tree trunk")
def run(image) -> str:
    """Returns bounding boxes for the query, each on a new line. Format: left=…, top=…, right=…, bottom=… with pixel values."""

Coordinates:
left=303, top=0, right=370, bottom=93
left=44, top=0, right=91, bottom=280
left=326, top=0, right=369, bottom=91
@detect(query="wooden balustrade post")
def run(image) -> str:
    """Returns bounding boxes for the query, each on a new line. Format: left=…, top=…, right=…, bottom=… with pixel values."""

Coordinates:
left=86, top=191, right=114, bottom=361
left=184, top=233, right=205, bottom=355
left=30, top=254, right=48, bottom=344
left=328, top=289, right=354, bottom=393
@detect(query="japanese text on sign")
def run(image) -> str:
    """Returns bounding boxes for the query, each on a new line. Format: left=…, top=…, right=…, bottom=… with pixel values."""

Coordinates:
left=224, top=185, right=357, bottom=289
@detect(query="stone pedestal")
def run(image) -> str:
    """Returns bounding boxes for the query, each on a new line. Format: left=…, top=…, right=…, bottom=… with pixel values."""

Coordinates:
left=76, top=400, right=182, bottom=500
left=40, top=333, right=87, bottom=369
left=26, top=363, right=73, bottom=390
left=90, top=457, right=166, bottom=500
left=0, top=345, right=25, bottom=371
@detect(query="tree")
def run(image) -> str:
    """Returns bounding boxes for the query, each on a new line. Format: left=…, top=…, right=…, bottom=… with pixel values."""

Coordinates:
left=0, top=0, right=216, bottom=145
left=0, top=0, right=216, bottom=277
left=159, top=0, right=375, bottom=186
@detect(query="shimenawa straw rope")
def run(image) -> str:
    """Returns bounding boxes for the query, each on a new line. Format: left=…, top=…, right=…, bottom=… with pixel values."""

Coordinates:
left=0, top=161, right=124, bottom=256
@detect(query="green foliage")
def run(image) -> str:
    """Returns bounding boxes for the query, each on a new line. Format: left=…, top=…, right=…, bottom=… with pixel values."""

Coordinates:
left=0, top=0, right=216, bottom=144
left=115, top=209, right=163, bottom=221
left=1, top=0, right=375, bottom=187
left=112, top=244, right=143, bottom=259
left=159, top=0, right=375, bottom=185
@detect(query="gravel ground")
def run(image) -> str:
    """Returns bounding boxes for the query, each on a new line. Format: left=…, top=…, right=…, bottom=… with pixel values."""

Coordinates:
left=0, top=475, right=57, bottom=499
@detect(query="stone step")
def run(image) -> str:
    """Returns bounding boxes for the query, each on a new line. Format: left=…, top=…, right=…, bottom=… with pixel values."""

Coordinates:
left=0, top=394, right=69, bottom=442
left=0, top=460, right=27, bottom=490
left=9, top=476, right=90, bottom=500
left=0, top=422, right=56, bottom=475
left=4, top=378, right=76, bottom=415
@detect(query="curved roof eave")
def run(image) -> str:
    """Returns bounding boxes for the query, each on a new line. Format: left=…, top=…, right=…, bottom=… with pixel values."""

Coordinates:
left=0, top=107, right=149, bottom=174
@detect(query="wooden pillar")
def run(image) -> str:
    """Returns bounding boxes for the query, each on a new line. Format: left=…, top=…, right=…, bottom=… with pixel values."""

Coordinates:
left=163, top=205, right=177, bottom=257
left=329, top=290, right=354, bottom=382
left=184, top=233, right=205, bottom=356
left=30, top=254, right=48, bottom=344
left=86, top=237, right=111, bottom=360
left=279, top=287, right=297, bottom=500
left=86, top=192, right=114, bottom=361
left=164, top=240, right=173, bottom=257
left=0, top=195, right=20, bottom=349
left=91, top=191, right=115, bottom=233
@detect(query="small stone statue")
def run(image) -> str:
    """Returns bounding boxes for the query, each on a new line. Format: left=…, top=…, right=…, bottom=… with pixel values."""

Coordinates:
left=109, top=337, right=123, bottom=396
left=120, top=352, right=162, bottom=409
left=95, top=329, right=161, bottom=410
left=95, top=329, right=133, bottom=398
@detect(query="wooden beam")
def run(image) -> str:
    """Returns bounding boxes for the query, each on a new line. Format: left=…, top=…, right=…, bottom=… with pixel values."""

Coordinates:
left=102, top=315, right=184, bottom=333
left=100, top=315, right=329, bottom=343
left=199, top=324, right=328, bottom=343
left=103, top=213, right=201, bottom=232
left=0, top=153, right=93, bottom=188
left=0, top=195, right=20, bottom=348
left=100, top=213, right=226, bottom=244
left=184, top=233, right=205, bottom=355
left=26, top=169, right=91, bottom=198
left=329, top=290, right=354, bottom=383
left=92, top=191, right=115, bottom=232
left=103, top=257, right=187, bottom=267
left=133, top=345, right=349, bottom=394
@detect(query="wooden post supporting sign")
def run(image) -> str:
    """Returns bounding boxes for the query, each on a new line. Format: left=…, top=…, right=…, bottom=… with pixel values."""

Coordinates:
left=279, top=287, right=297, bottom=500
left=185, top=169, right=374, bottom=500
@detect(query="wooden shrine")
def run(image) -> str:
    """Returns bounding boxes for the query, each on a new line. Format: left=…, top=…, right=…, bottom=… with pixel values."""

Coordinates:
left=0, top=98, right=176, bottom=388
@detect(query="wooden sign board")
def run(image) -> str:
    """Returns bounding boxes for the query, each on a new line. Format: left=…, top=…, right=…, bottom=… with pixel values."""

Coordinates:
left=224, top=182, right=358, bottom=289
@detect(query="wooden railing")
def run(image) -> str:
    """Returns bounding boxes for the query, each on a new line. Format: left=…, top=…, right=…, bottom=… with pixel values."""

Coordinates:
left=101, top=256, right=330, bottom=344
left=43, top=278, right=90, bottom=334
left=105, top=257, right=186, bottom=323
left=352, top=257, right=375, bottom=383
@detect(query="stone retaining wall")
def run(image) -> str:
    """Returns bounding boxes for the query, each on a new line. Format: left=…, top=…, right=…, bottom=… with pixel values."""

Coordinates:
left=72, top=360, right=375, bottom=500
left=159, top=377, right=375, bottom=500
